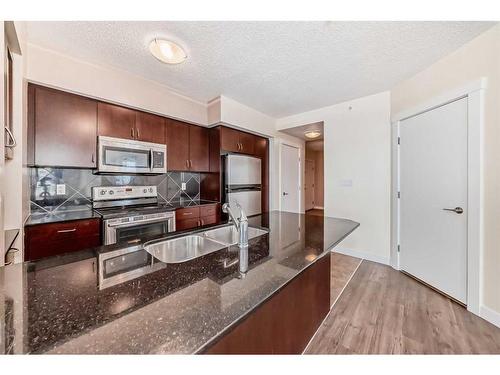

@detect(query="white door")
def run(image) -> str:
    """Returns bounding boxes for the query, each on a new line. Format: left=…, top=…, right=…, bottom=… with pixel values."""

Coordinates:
left=281, top=144, right=300, bottom=213
left=399, top=97, right=468, bottom=304
left=305, top=160, right=315, bottom=211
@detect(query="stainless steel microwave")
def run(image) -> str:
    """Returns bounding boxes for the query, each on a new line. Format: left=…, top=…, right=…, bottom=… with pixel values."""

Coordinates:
left=97, top=136, right=167, bottom=174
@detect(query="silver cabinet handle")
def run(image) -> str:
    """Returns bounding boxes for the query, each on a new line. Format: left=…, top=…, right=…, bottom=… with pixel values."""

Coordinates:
left=182, top=212, right=193, bottom=215
left=57, top=228, right=77, bottom=233
left=91, top=153, right=95, bottom=163
left=136, top=128, right=140, bottom=139
left=443, top=207, right=464, bottom=214
left=4, top=126, right=17, bottom=148
left=131, top=128, right=135, bottom=138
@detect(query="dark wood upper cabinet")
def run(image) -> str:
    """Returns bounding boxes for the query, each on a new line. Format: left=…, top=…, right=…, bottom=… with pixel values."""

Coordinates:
left=98, top=102, right=166, bottom=144
left=220, top=126, right=257, bottom=155
left=189, top=125, right=209, bottom=172
left=31, top=84, right=97, bottom=168
left=135, top=111, right=166, bottom=144
left=166, top=119, right=209, bottom=172
left=97, top=102, right=136, bottom=140
left=220, top=127, right=241, bottom=153
left=239, top=131, right=256, bottom=155
left=166, top=119, right=190, bottom=171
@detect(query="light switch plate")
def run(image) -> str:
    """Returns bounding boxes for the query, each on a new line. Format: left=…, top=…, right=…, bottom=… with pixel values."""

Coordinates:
left=56, top=184, right=66, bottom=195
left=181, top=182, right=186, bottom=191
left=339, top=179, right=353, bottom=187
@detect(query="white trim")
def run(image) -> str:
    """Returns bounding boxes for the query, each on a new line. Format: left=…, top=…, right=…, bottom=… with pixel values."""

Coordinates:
left=480, top=305, right=500, bottom=328
left=391, top=78, right=486, bottom=316
left=392, top=78, right=488, bottom=122
left=333, top=247, right=390, bottom=265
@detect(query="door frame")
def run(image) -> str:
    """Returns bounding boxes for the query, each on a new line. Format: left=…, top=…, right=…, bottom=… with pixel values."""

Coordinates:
left=391, top=78, right=486, bottom=316
left=305, top=158, right=315, bottom=211
left=279, top=142, right=301, bottom=213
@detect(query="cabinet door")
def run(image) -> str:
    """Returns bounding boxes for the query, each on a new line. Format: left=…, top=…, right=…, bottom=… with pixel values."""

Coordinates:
left=176, top=218, right=201, bottom=231
left=239, top=131, right=256, bottom=155
left=220, top=126, right=240, bottom=152
left=135, top=111, right=166, bottom=144
left=189, top=125, right=209, bottom=172
left=34, top=85, right=97, bottom=168
left=166, top=119, right=190, bottom=171
left=97, top=102, right=136, bottom=140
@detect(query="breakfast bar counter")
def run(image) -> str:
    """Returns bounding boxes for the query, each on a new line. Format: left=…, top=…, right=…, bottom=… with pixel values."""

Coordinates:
left=0, top=211, right=358, bottom=354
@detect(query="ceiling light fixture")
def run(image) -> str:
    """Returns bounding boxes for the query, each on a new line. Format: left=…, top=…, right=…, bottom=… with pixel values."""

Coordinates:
left=149, top=38, right=187, bottom=64
left=304, top=130, right=321, bottom=139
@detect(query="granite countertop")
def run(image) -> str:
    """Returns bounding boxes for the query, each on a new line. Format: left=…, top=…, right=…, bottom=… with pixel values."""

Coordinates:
left=25, top=200, right=219, bottom=226
left=25, top=207, right=102, bottom=226
left=1, top=211, right=359, bottom=354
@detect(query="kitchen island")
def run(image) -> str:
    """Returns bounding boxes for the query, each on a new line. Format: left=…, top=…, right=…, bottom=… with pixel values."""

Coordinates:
left=0, top=211, right=358, bottom=354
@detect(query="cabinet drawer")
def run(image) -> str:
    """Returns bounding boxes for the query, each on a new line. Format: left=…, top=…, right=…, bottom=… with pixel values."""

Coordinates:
left=26, top=219, right=101, bottom=241
left=25, top=219, right=101, bottom=261
left=200, top=204, right=217, bottom=217
left=176, top=207, right=200, bottom=219
left=176, top=218, right=201, bottom=231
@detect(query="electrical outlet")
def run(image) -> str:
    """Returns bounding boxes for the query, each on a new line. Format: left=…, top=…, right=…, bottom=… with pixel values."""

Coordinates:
left=56, top=184, right=66, bottom=195
left=181, top=182, right=186, bottom=191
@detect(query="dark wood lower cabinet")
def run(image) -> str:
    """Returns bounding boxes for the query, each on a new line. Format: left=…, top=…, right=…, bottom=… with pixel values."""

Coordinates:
left=175, top=204, right=220, bottom=231
left=24, top=219, right=101, bottom=261
left=203, top=254, right=331, bottom=354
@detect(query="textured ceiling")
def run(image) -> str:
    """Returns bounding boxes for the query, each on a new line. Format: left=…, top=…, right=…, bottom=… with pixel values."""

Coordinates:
left=26, top=21, right=495, bottom=117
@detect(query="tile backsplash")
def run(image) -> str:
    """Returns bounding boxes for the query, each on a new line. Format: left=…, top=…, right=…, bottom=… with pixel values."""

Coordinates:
left=29, top=167, right=201, bottom=214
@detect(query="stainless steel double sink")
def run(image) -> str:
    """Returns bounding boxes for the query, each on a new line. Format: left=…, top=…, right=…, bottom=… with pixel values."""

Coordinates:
left=144, top=225, right=268, bottom=264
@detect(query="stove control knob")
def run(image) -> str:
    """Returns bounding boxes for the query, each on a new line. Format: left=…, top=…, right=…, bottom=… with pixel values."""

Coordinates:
left=100, top=190, right=106, bottom=195
left=109, top=190, right=114, bottom=195
left=143, top=189, right=147, bottom=193
left=149, top=187, right=153, bottom=193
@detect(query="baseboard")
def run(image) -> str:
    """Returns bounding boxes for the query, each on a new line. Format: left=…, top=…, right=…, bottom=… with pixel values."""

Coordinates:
left=480, top=305, right=500, bottom=328
left=333, top=247, right=390, bottom=265
left=313, top=206, right=324, bottom=210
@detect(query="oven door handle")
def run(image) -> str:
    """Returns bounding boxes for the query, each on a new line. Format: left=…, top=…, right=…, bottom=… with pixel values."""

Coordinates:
left=106, top=216, right=173, bottom=229
left=150, top=149, right=154, bottom=172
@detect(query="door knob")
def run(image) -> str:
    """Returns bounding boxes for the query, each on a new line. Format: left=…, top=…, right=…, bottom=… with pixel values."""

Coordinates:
left=283, top=192, right=289, bottom=196
left=442, top=207, right=464, bottom=214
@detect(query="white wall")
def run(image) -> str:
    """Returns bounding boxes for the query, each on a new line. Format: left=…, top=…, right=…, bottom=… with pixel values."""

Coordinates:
left=277, top=91, right=392, bottom=263
left=26, top=43, right=208, bottom=125
left=391, top=24, right=500, bottom=319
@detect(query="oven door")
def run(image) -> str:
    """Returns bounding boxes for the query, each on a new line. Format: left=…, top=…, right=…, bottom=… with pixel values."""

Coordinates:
left=98, top=246, right=166, bottom=289
left=105, top=216, right=175, bottom=245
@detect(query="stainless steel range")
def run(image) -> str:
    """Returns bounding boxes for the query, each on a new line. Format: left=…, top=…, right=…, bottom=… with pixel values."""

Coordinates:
left=92, top=185, right=176, bottom=245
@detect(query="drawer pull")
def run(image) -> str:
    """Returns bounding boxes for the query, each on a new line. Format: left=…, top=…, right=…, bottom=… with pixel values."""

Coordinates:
left=183, top=212, right=193, bottom=216
left=57, top=228, right=77, bottom=233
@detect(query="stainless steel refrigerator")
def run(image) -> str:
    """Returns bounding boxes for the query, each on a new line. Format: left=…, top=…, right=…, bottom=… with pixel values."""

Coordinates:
left=224, top=154, right=262, bottom=216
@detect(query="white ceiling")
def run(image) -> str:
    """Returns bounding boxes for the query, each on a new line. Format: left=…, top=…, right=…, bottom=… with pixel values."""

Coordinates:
left=26, top=21, right=495, bottom=117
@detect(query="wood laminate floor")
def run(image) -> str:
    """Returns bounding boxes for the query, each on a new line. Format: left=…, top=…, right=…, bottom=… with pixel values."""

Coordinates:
left=308, top=260, right=500, bottom=354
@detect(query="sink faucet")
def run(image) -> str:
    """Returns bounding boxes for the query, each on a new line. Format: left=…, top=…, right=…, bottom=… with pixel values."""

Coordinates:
left=222, top=202, right=249, bottom=277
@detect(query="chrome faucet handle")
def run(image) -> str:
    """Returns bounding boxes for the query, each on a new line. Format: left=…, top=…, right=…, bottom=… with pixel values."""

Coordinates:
left=222, top=203, right=230, bottom=213
left=235, top=202, right=247, bottom=221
